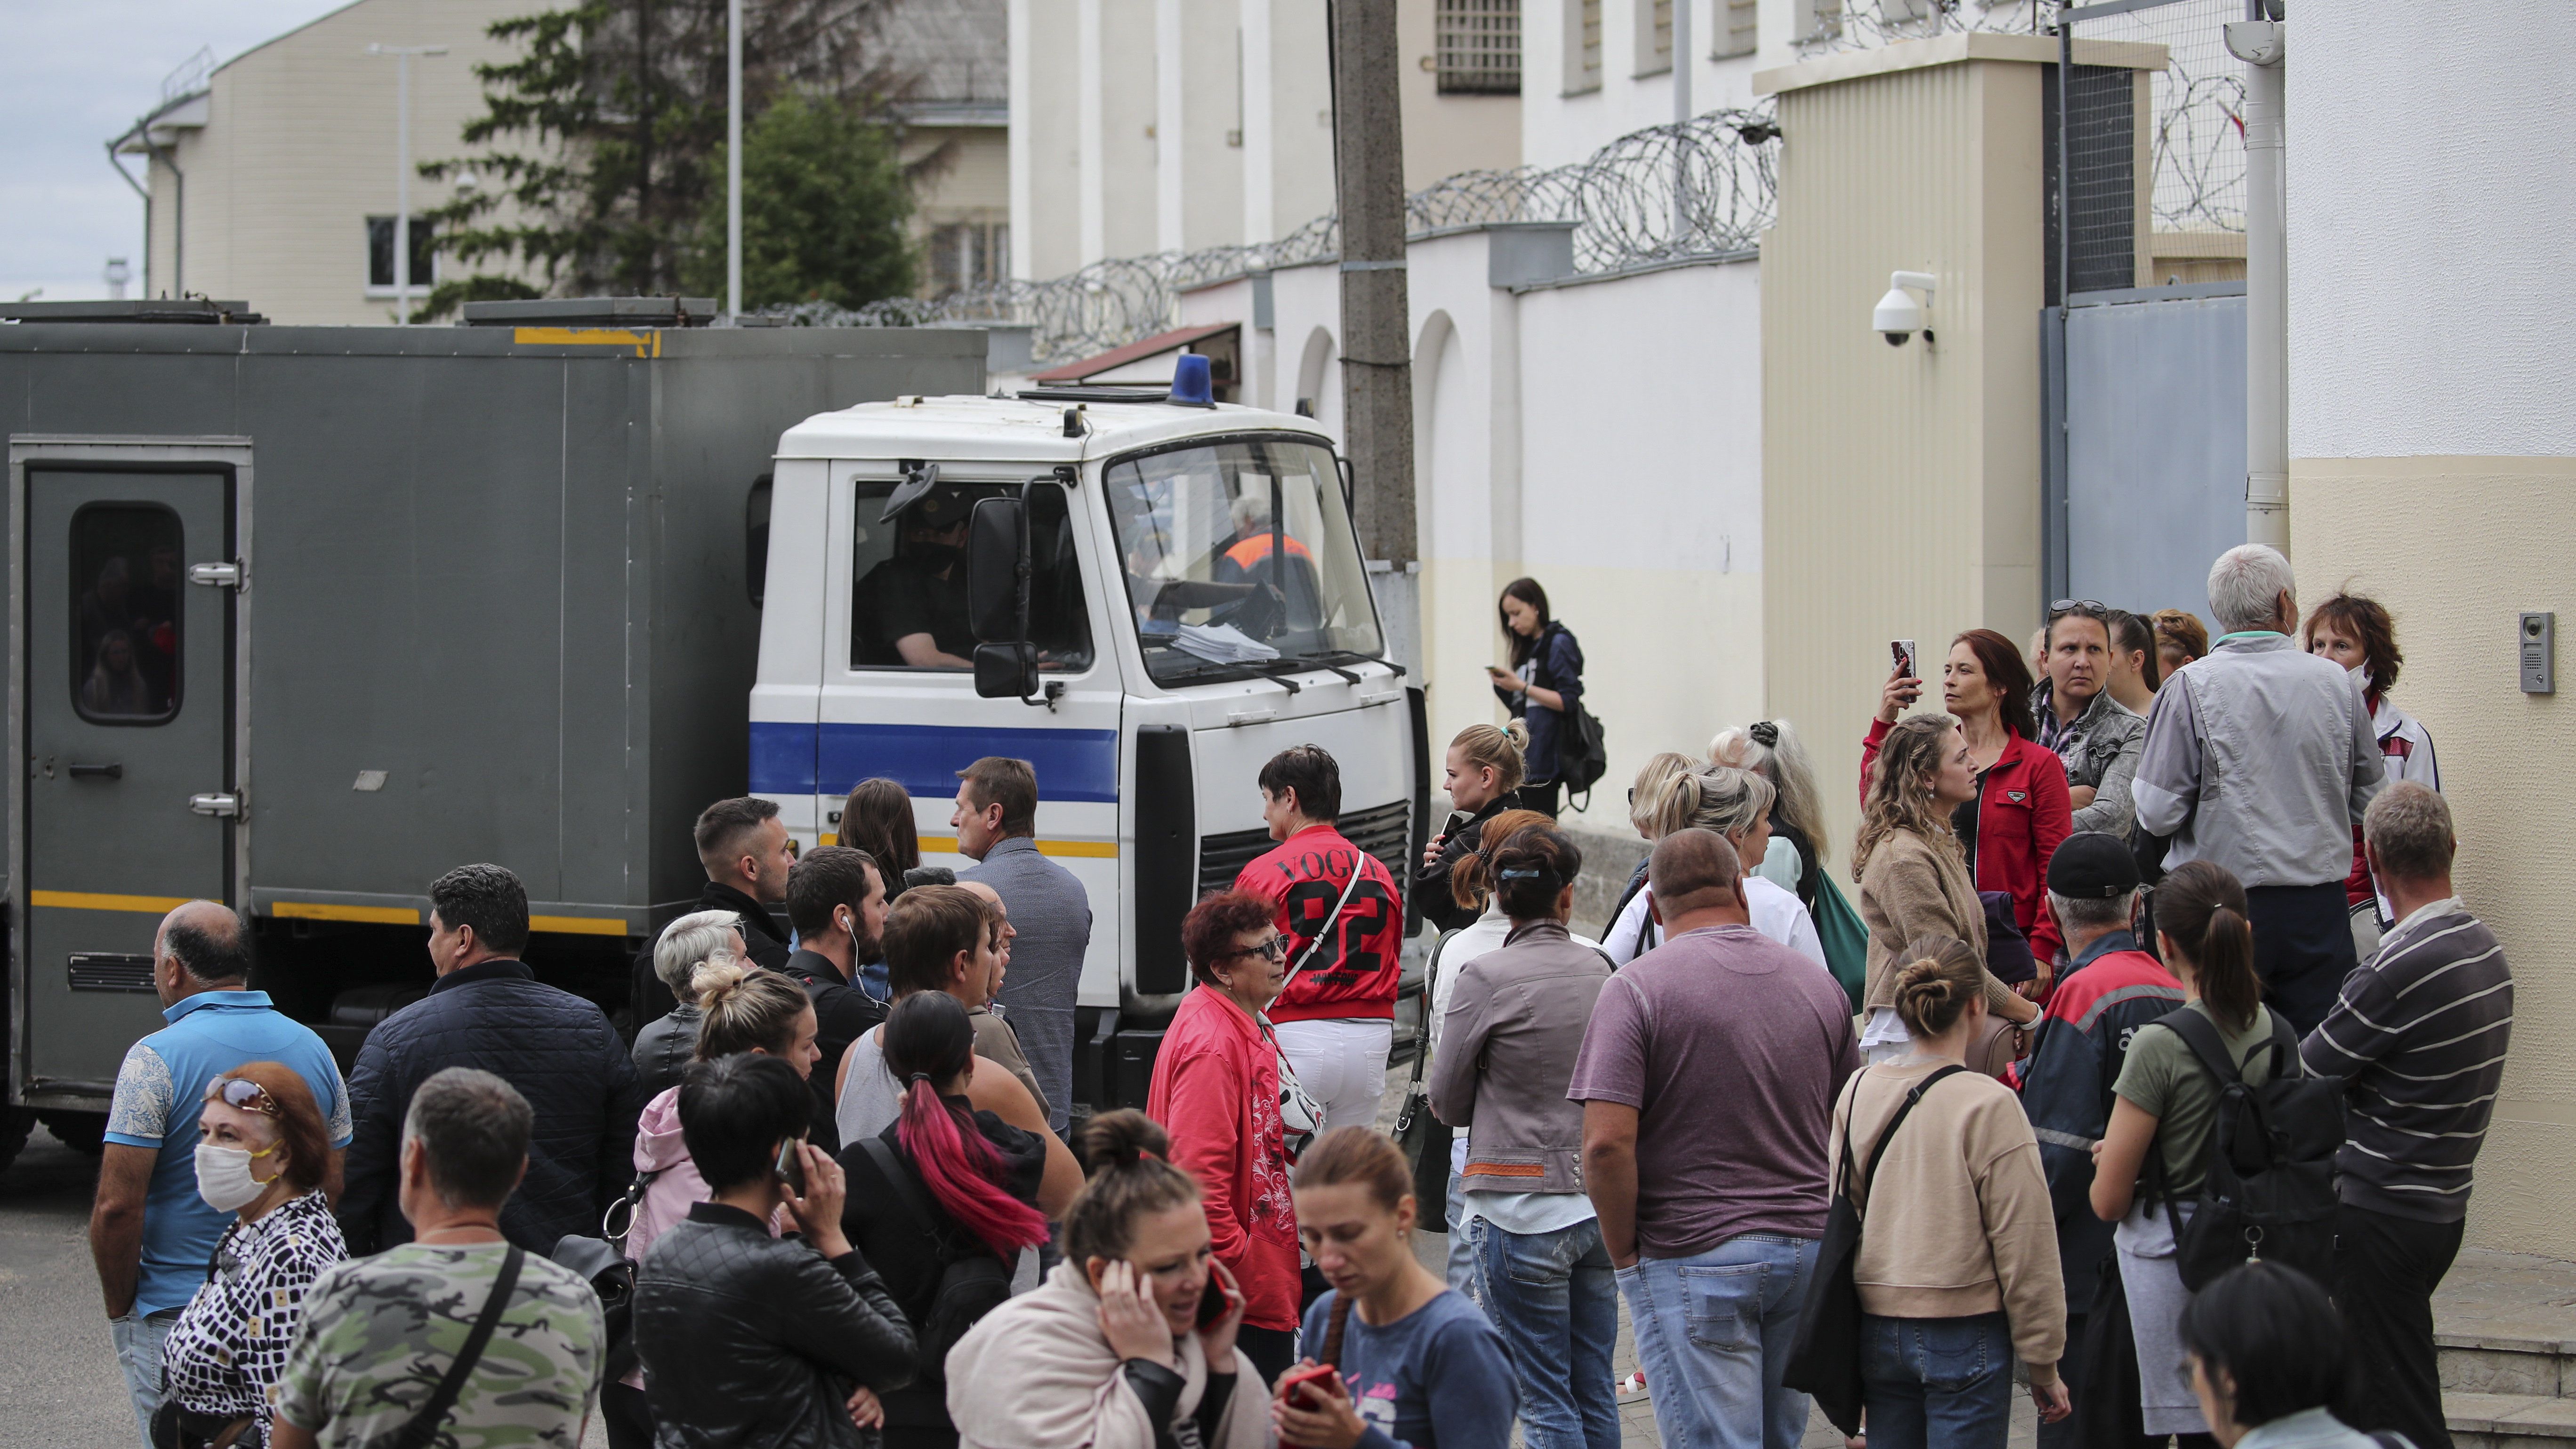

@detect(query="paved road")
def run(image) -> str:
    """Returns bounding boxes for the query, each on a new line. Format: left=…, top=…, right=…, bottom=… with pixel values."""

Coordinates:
left=0, top=1132, right=137, bottom=1449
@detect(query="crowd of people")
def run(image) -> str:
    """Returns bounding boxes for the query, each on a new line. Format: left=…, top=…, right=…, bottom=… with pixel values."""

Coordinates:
left=82, top=542, right=2511, bottom=1449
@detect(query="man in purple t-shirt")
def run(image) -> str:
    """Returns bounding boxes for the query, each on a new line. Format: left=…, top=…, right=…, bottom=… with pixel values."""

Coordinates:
left=1570, top=829, right=1860, bottom=1449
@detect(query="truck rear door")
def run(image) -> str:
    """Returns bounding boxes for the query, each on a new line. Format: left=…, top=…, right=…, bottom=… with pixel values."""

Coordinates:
left=11, top=438, right=244, bottom=1103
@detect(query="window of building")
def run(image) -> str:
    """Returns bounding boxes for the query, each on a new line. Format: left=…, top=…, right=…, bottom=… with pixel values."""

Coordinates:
left=1564, top=0, right=1603, bottom=93
left=850, top=478, right=1088, bottom=671
left=927, top=221, right=1009, bottom=297
left=1795, top=0, right=1844, bottom=43
left=1436, top=0, right=1521, bottom=94
left=1635, top=0, right=1674, bottom=72
left=365, top=217, right=437, bottom=293
left=71, top=504, right=183, bottom=725
left=1715, top=0, right=1759, bottom=57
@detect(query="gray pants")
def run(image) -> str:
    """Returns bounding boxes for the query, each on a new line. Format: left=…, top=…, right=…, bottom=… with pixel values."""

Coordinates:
left=111, top=1307, right=180, bottom=1449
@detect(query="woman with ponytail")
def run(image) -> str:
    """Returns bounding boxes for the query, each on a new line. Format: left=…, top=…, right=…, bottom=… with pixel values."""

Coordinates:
left=2090, top=860, right=2288, bottom=1445
left=1827, top=937, right=2069, bottom=1449
left=1417, top=722, right=1529, bottom=932
left=839, top=992, right=1054, bottom=1448
left=944, top=1110, right=1268, bottom=1449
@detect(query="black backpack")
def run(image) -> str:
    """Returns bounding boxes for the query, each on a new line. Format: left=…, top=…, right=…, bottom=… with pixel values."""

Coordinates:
left=857, top=1136, right=1014, bottom=1385
left=2148, top=1007, right=2344, bottom=1290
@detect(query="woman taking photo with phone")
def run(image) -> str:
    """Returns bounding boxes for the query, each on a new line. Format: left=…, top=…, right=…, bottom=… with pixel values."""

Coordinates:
left=1488, top=579, right=1584, bottom=818
left=1417, top=723, right=1528, bottom=932
left=1867, top=628, right=2074, bottom=983
left=1854, top=715, right=2041, bottom=1068
left=946, top=1111, right=1267, bottom=1448
left=1272, top=1128, right=1517, bottom=1449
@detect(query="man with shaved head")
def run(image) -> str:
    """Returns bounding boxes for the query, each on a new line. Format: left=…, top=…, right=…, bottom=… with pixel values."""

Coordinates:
left=91, top=901, right=349, bottom=1449
left=1568, top=830, right=1860, bottom=1449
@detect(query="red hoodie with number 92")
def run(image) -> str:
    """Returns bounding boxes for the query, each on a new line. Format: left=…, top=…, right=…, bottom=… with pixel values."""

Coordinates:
left=1231, top=823, right=1404, bottom=1023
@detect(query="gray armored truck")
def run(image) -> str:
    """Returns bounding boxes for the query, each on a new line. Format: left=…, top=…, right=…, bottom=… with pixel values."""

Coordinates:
left=0, top=300, right=982, bottom=1166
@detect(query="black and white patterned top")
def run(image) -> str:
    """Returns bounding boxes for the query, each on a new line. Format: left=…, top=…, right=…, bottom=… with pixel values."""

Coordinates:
left=162, top=1189, right=347, bottom=1444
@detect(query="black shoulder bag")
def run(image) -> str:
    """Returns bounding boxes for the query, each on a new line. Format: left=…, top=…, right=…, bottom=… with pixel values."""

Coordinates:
left=1783, top=1065, right=1968, bottom=1436
left=2148, top=1008, right=2343, bottom=1290
left=858, top=1135, right=1013, bottom=1384
left=365, top=1245, right=525, bottom=1449
left=1391, top=930, right=1458, bottom=1211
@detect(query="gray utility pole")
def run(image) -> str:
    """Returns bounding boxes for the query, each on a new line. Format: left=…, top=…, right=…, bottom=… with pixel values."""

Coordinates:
left=367, top=43, right=450, bottom=326
left=727, top=0, right=743, bottom=318
left=2226, top=8, right=2286, bottom=551
left=1328, top=0, right=1418, bottom=661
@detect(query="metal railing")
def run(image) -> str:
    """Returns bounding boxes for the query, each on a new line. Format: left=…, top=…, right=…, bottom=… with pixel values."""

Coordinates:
left=770, top=108, right=1780, bottom=366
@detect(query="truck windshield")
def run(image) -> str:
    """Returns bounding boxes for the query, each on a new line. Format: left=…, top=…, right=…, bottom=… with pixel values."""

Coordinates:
left=1106, top=437, right=1384, bottom=684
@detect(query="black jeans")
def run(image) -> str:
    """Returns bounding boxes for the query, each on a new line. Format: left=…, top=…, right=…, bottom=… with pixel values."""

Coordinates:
left=1238, top=1324, right=1299, bottom=1388
left=1513, top=778, right=1563, bottom=819
left=2336, top=1203, right=2464, bottom=1449
left=2243, top=881, right=2359, bottom=1038
left=601, top=1381, right=653, bottom=1449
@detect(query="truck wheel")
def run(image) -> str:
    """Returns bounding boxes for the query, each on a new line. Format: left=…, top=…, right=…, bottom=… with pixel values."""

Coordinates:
left=39, top=1110, right=107, bottom=1156
left=0, top=1109, right=33, bottom=1173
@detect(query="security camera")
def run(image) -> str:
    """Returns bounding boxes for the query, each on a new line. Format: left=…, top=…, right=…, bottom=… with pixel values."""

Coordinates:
left=1873, top=271, right=1937, bottom=346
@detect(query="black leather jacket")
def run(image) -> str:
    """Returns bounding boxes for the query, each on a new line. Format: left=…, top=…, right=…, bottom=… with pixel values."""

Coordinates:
left=634, top=1203, right=917, bottom=1449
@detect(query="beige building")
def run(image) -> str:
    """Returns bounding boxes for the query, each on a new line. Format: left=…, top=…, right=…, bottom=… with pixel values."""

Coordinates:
left=883, top=0, right=1010, bottom=298
left=1006, top=0, right=1523, bottom=280
left=112, top=0, right=531, bottom=324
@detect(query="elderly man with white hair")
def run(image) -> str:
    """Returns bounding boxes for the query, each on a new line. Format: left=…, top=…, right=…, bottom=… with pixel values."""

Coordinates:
left=2131, top=545, right=2388, bottom=1035
left=628, top=910, right=748, bottom=1096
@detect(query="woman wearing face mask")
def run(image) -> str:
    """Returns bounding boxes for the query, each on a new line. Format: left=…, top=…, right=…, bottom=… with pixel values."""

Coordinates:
left=1272, top=1127, right=1517, bottom=1449
left=1415, top=723, right=1528, bottom=933
left=945, top=1110, right=1266, bottom=1449
left=157, top=1064, right=346, bottom=1449
left=613, top=965, right=821, bottom=1448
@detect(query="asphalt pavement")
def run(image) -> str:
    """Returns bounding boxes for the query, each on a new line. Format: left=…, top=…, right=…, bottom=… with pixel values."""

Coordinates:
left=0, top=1131, right=137, bottom=1449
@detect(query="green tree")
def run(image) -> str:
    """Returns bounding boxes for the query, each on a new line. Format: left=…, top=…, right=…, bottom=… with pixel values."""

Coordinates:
left=419, top=0, right=909, bottom=309
left=680, top=92, right=915, bottom=307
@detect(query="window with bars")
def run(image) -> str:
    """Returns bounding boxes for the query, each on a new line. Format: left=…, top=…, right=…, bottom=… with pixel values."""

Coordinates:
left=927, top=221, right=1008, bottom=297
left=1715, top=0, right=1758, bottom=58
left=1565, top=0, right=1603, bottom=92
left=1436, top=0, right=1521, bottom=94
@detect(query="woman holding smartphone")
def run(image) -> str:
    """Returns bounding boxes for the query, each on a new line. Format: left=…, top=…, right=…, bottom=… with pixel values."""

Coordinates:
left=1273, top=1128, right=1517, bottom=1449
left=946, top=1111, right=1268, bottom=1448
left=1488, top=578, right=1584, bottom=818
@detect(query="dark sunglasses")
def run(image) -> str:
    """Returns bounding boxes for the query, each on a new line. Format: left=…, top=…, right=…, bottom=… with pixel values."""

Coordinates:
left=204, top=1076, right=281, bottom=1118
left=2049, top=598, right=2112, bottom=620
left=1223, top=936, right=1287, bottom=964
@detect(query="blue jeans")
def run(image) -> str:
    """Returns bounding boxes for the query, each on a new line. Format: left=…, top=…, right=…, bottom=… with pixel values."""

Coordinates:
left=111, top=1307, right=181, bottom=1449
left=1444, top=1161, right=1479, bottom=1299
left=1860, top=1312, right=2016, bottom=1449
left=1470, top=1215, right=1620, bottom=1449
left=1617, top=1233, right=1818, bottom=1449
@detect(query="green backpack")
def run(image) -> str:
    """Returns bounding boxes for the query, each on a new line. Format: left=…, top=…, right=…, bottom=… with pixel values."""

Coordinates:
left=1811, top=871, right=1869, bottom=1012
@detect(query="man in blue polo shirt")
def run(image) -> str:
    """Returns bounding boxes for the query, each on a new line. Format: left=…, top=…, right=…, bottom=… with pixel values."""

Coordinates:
left=87, top=900, right=348, bottom=1449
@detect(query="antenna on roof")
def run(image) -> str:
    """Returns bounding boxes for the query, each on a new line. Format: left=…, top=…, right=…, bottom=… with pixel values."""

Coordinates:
left=160, top=46, right=216, bottom=103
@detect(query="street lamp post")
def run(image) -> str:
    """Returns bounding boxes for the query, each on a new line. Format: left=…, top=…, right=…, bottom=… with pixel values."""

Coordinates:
left=367, top=43, right=450, bottom=325
left=727, top=0, right=742, bottom=318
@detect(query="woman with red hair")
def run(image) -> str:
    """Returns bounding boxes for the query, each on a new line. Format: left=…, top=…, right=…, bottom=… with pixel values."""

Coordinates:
left=1867, top=628, right=2074, bottom=999
left=1146, top=890, right=1313, bottom=1387
left=838, top=991, right=1055, bottom=1448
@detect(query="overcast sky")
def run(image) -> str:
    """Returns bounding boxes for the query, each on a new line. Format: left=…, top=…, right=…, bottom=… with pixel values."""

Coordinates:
left=0, top=0, right=350, bottom=303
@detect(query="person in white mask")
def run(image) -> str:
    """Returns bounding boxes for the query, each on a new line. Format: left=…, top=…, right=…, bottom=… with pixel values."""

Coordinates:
left=156, top=1065, right=347, bottom=1449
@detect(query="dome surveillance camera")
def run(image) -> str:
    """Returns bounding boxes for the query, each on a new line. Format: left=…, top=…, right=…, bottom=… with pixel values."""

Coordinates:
left=1873, top=270, right=1937, bottom=347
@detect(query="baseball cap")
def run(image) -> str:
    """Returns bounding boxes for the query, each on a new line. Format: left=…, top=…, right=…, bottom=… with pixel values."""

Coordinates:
left=2047, top=832, right=2140, bottom=899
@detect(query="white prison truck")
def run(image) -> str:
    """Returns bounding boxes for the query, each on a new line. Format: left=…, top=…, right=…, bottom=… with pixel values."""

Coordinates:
left=749, top=387, right=1427, bottom=1110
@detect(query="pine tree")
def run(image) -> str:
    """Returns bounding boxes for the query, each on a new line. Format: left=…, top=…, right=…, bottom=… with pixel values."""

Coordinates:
left=678, top=92, right=915, bottom=307
left=419, top=0, right=914, bottom=309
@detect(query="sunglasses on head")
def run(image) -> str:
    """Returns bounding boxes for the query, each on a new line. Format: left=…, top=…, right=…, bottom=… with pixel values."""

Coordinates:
left=2049, top=598, right=2112, bottom=620
left=205, top=1076, right=281, bottom=1118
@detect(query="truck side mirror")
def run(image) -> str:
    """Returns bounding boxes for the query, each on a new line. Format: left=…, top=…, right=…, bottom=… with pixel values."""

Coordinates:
left=974, top=642, right=1038, bottom=700
left=966, top=495, right=1024, bottom=644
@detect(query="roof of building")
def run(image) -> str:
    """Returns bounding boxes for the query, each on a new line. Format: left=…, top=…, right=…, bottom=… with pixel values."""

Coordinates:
left=879, top=0, right=1004, bottom=107
left=1033, top=323, right=1242, bottom=384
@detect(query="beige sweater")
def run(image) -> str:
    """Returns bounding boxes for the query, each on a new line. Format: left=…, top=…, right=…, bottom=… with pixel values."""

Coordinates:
left=1855, top=828, right=2021, bottom=1019
left=1829, top=1060, right=2067, bottom=1379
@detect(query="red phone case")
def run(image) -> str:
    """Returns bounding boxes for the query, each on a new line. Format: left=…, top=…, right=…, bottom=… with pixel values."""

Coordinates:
left=1277, top=1362, right=1337, bottom=1405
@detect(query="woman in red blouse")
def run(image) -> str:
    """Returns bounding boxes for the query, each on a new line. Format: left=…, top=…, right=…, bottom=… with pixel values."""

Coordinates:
left=1146, top=891, right=1307, bottom=1388
left=1865, top=628, right=2074, bottom=990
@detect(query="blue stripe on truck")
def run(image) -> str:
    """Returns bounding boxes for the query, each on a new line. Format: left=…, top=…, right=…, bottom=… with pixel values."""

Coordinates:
left=749, top=721, right=1121, bottom=803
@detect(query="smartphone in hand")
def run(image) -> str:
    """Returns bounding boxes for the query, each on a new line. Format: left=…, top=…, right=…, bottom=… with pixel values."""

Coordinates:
left=774, top=1135, right=807, bottom=1195
left=1277, top=1362, right=1338, bottom=1407
left=1890, top=638, right=1918, bottom=681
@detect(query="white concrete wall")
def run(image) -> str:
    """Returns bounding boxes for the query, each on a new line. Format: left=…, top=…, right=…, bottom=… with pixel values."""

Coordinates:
left=1520, top=0, right=1783, bottom=169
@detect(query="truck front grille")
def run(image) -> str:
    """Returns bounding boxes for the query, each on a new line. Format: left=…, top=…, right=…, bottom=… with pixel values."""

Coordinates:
left=1197, top=799, right=1412, bottom=903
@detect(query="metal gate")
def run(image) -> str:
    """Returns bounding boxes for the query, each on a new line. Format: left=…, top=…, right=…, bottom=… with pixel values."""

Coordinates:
left=2043, top=285, right=2247, bottom=617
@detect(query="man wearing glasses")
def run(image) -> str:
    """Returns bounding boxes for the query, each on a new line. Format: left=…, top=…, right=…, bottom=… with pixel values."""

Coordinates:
left=89, top=901, right=350, bottom=1449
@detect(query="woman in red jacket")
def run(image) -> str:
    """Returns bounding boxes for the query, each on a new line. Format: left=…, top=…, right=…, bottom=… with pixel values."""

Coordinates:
left=1866, top=628, right=2073, bottom=989
left=1146, top=891, right=1309, bottom=1388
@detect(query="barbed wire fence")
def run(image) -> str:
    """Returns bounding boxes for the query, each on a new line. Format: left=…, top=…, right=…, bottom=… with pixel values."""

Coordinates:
left=769, top=108, right=1781, bottom=366
left=1797, top=0, right=2244, bottom=236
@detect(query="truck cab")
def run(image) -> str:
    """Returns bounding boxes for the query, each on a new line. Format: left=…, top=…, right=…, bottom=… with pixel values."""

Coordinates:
left=750, top=386, right=1425, bottom=1108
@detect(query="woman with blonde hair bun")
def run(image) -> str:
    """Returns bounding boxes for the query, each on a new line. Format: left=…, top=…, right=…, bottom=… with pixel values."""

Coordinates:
left=1826, top=934, right=2069, bottom=1449
left=1605, top=765, right=1824, bottom=969
left=1853, top=715, right=2038, bottom=1065
left=1709, top=720, right=1830, bottom=911
left=1418, top=721, right=1529, bottom=932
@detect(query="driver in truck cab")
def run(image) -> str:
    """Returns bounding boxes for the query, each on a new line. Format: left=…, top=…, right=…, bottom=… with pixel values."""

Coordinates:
left=853, top=483, right=977, bottom=668
left=1232, top=745, right=1403, bottom=1138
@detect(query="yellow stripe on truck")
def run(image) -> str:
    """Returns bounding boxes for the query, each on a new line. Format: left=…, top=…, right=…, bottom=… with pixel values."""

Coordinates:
left=272, top=902, right=422, bottom=926
left=31, top=889, right=191, bottom=914
left=511, top=327, right=661, bottom=358
left=530, top=914, right=632, bottom=937
left=910, top=834, right=1119, bottom=860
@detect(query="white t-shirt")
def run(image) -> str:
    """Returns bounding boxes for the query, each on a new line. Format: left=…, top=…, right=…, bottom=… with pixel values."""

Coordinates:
left=1605, top=875, right=1825, bottom=969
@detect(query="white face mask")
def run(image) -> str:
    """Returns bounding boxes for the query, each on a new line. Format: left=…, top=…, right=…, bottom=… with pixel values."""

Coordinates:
left=195, top=1140, right=280, bottom=1212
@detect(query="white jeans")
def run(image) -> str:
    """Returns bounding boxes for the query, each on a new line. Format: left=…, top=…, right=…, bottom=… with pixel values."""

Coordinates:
left=1272, top=1017, right=1394, bottom=1136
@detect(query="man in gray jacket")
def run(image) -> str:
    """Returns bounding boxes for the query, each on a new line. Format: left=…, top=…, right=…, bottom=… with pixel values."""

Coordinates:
left=954, top=756, right=1090, bottom=1134
left=1431, top=824, right=1617, bottom=1449
left=2132, top=545, right=2387, bottom=1034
